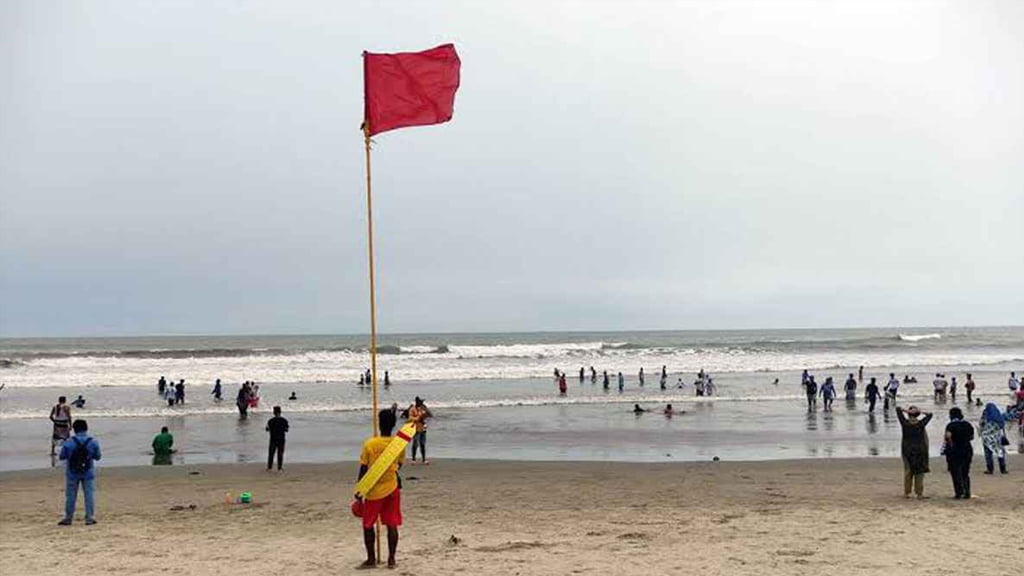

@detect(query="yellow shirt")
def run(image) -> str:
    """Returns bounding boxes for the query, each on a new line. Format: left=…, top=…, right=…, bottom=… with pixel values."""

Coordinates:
left=359, top=436, right=405, bottom=501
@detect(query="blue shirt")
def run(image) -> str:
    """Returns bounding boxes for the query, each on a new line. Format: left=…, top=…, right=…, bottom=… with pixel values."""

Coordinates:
left=59, top=432, right=102, bottom=480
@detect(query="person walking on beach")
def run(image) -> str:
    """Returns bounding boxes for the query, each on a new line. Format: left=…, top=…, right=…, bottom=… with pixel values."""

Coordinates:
left=965, top=373, right=976, bottom=404
left=820, top=377, right=836, bottom=412
left=357, top=409, right=404, bottom=568
left=949, top=376, right=958, bottom=402
left=49, top=396, right=72, bottom=456
left=174, top=379, right=185, bottom=405
left=858, top=365, right=864, bottom=383
left=266, top=406, right=289, bottom=471
left=617, top=372, right=624, bottom=393
left=865, top=378, right=882, bottom=413
left=602, top=371, right=610, bottom=391
left=407, top=397, right=432, bottom=464
left=896, top=405, right=933, bottom=499
left=211, top=378, right=222, bottom=401
left=884, top=373, right=900, bottom=410
left=58, top=419, right=101, bottom=525
left=979, top=403, right=1008, bottom=475
left=844, top=374, right=857, bottom=401
left=590, top=366, right=597, bottom=384
left=384, top=371, right=391, bottom=387
left=804, top=376, right=818, bottom=411
left=152, top=426, right=175, bottom=465
left=944, top=407, right=974, bottom=499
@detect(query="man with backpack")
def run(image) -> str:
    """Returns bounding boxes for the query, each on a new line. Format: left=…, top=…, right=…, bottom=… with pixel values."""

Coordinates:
left=58, top=419, right=102, bottom=525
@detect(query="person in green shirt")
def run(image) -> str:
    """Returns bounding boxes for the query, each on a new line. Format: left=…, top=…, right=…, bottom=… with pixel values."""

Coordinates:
left=152, top=426, right=175, bottom=465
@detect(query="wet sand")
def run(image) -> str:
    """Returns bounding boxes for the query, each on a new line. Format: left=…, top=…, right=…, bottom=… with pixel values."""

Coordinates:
left=2, top=456, right=1022, bottom=575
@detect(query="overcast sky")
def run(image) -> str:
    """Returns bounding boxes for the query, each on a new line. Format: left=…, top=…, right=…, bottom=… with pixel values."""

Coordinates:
left=1, top=1, right=1022, bottom=337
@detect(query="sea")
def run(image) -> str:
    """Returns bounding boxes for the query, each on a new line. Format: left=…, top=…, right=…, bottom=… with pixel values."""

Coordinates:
left=1, top=327, right=1022, bottom=471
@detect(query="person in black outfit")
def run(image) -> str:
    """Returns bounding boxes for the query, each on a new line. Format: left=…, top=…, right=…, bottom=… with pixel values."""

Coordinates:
left=944, top=406, right=974, bottom=499
left=864, top=377, right=881, bottom=413
left=266, top=406, right=289, bottom=471
left=174, top=380, right=185, bottom=405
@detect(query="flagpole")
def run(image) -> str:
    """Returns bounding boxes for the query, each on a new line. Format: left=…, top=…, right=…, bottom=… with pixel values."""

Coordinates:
left=363, top=123, right=383, bottom=565
left=364, top=125, right=380, bottom=440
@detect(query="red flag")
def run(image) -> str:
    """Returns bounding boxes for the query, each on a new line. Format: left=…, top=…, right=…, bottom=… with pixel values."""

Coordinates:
left=363, top=44, right=461, bottom=136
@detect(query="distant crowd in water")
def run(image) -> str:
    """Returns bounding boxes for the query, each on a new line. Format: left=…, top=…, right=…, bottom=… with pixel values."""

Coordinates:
left=552, top=365, right=720, bottom=397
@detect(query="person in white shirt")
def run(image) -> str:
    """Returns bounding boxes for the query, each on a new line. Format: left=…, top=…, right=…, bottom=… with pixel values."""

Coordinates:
left=885, top=373, right=900, bottom=410
left=932, top=373, right=948, bottom=402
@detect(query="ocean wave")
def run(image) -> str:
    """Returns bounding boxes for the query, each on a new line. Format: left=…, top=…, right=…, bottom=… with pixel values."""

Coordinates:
left=898, top=333, right=943, bottom=343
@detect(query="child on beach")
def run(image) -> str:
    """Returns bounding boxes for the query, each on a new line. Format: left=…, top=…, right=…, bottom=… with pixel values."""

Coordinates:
left=357, top=410, right=404, bottom=568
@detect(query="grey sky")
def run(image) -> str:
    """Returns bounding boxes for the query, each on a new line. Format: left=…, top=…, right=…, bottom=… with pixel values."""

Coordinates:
left=1, top=1, right=1022, bottom=337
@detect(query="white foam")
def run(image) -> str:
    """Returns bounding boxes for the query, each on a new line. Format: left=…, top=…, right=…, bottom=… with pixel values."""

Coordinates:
left=898, top=333, right=942, bottom=342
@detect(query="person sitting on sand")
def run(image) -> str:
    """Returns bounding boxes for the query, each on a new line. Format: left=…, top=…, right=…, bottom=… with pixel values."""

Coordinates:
left=357, top=409, right=405, bottom=568
left=896, top=405, right=933, bottom=499
left=288, top=391, right=297, bottom=401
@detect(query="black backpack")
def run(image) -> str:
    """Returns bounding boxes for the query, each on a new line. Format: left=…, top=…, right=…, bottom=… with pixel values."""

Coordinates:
left=69, top=437, right=92, bottom=474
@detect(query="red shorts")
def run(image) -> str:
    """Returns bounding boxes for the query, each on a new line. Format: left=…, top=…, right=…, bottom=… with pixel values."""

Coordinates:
left=361, top=489, right=402, bottom=529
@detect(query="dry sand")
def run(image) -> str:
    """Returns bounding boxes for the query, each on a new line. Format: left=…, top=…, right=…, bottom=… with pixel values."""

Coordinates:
left=1, top=456, right=1021, bottom=575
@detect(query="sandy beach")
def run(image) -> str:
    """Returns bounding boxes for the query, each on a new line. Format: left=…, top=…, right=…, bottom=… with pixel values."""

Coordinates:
left=1, top=456, right=1020, bottom=575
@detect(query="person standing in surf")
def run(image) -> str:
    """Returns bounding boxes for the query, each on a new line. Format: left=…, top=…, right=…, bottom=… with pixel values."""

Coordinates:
left=236, top=383, right=250, bottom=418
left=820, top=377, right=836, bottom=412
left=804, top=376, right=818, bottom=411
left=558, top=373, right=567, bottom=396
left=884, top=373, right=900, bottom=410
left=965, top=373, right=976, bottom=404
left=864, top=377, right=882, bottom=413
left=617, top=372, right=624, bottom=393
left=844, top=373, right=857, bottom=401
left=896, top=405, right=933, bottom=499
left=602, top=371, right=610, bottom=391
left=49, top=396, right=72, bottom=456
left=579, top=367, right=585, bottom=383
left=211, top=378, right=222, bottom=401
left=638, top=367, right=645, bottom=386
left=590, top=366, right=597, bottom=384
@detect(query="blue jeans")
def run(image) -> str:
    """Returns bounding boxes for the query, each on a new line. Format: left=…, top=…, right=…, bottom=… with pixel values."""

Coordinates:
left=64, top=476, right=95, bottom=520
